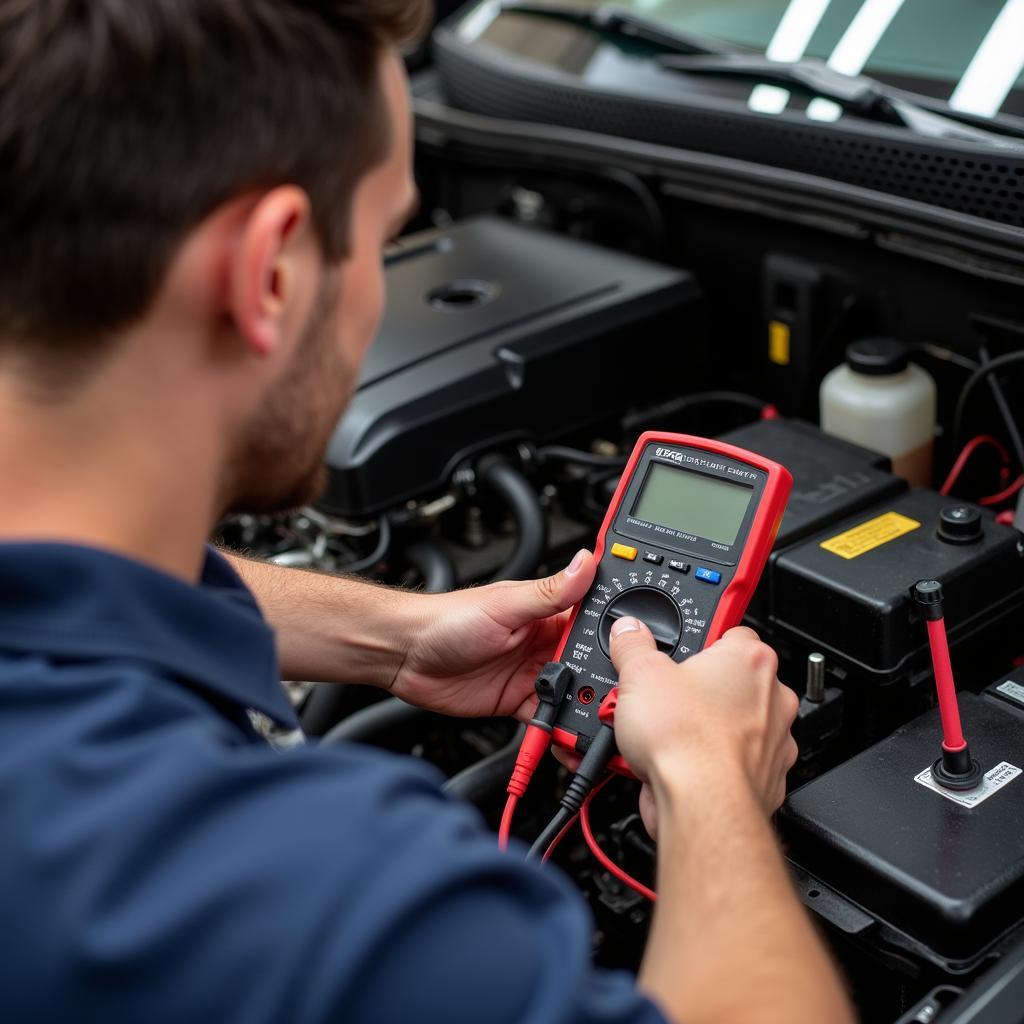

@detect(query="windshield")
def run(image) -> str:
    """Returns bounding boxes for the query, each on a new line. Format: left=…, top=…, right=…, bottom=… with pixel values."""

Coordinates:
left=501, top=0, right=1024, bottom=119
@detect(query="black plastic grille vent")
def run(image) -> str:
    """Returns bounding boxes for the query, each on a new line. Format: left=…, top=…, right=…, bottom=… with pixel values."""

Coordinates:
left=435, top=34, right=1024, bottom=228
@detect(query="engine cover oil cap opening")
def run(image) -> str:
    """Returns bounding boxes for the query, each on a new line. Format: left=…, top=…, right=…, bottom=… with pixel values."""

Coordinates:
left=427, top=278, right=499, bottom=312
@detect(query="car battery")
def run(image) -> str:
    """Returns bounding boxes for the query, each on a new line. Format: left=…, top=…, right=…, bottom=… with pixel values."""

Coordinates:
left=719, top=419, right=907, bottom=552
left=780, top=692, right=1024, bottom=964
left=766, top=488, right=1024, bottom=739
left=984, top=664, right=1024, bottom=717
left=718, top=419, right=908, bottom=630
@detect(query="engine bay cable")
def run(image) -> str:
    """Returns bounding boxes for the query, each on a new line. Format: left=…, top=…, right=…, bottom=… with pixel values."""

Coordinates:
left=980, top=474, right=1024, bottom=507
left=952, top=351, right=1024, bottom=461
left=620, top=390, right=772, bottom=435
left=939, top=434, right=1011, bottom=497
left=979, top=345, right=1024, bottom=474
left=537, top=445, right=627, bottom=468
left=335, top=515, right=392, bottom=574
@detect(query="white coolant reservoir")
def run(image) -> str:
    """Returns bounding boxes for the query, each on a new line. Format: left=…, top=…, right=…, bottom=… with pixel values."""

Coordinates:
left=820, top=338, right=937, bottom=485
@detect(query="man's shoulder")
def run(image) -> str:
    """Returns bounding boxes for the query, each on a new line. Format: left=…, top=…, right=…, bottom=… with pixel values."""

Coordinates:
left=0, top=643, right=450, bottom=843
left=0, top=655, right=480, bottom=1015
left=0, top=657, right=664, bottom=1024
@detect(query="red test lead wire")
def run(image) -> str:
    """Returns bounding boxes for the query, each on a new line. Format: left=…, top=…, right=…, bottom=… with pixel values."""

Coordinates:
left=499, top=724, right=553, bottom=850
left=580, top=776, right=656, bottom=902
left=541, top=812, right=579, bottom=863
left=498, top=662, right=577, bottom=850
left=498, top=795, right=519, bottom=852
left=913, top=580, right=982, bottom=790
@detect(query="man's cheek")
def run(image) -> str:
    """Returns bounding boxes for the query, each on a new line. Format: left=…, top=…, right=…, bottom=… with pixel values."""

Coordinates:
left=358, top=265, right=385, bottom=354
left=339, top=254, right=385, bottom=359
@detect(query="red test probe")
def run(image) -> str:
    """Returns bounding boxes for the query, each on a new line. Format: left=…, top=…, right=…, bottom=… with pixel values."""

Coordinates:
left=914, top=580, right=982, bottom=790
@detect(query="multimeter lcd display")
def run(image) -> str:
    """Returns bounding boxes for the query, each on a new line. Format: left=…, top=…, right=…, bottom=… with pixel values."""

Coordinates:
left=632, top=464, right=753, bottom=545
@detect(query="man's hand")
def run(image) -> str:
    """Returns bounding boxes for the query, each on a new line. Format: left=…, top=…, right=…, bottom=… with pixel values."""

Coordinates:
left=388, top=550, right=597, bottom=719
left=609, top=619, right=799, bottom=832
left=607, top=619, right=853, bottom=1024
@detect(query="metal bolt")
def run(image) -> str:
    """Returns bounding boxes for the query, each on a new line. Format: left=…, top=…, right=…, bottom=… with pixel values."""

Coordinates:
left=806, top=652, right=826, bottom=704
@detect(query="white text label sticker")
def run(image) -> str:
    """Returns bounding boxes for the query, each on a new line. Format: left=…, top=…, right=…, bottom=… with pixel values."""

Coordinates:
left=914, top=761, right=1021, bottom=808
left=996, top=680, right=1024, bottom=707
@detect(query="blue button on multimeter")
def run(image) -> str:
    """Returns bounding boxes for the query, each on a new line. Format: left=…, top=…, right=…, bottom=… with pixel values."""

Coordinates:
left=695, top=567, right=722, bottom=585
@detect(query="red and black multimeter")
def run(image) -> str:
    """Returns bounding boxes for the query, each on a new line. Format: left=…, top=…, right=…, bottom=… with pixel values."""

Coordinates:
left=550, top=431, right=792, bottom=758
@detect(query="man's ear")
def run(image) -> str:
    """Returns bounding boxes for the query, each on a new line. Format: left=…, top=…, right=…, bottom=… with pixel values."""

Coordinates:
left=228, top=186, right=316, bottom=357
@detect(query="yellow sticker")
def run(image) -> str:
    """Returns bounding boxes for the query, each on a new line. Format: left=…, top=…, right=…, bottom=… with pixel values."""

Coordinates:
left=820, top=511, right=921, bottom=560
left=768, top=320, right=791, bottom=366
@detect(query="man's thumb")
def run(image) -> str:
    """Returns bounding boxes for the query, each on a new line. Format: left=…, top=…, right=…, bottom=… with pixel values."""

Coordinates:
left=487, top=549, right=596, bottom=628
left=608, top=616, right=657, bottom=674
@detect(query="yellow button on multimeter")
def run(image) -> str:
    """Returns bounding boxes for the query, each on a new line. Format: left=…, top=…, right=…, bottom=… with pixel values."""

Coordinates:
left=610, top=543, right=638, bottom=561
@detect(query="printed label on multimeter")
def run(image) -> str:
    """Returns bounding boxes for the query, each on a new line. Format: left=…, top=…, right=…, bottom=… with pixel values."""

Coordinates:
left=551, top=432, right=792, bottom=754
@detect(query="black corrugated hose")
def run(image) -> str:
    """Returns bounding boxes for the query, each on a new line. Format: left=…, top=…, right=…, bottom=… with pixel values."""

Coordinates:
left=478, top=454, right=548, bottom=583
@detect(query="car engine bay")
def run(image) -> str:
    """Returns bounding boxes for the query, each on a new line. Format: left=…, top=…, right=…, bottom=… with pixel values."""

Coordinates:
left=219, top=17, right=1024, bottom=1020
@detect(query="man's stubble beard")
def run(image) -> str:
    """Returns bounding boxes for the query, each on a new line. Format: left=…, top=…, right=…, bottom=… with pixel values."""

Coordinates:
left=223, top=277, right=356, bottom=517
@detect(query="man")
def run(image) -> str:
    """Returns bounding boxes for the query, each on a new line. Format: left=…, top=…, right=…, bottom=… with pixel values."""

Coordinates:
left=0, top=3, right=852, bottom=1022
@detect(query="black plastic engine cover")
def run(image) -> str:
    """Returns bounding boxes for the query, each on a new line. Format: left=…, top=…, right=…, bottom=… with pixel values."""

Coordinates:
left=781, top=692, right=1024, bottom=962
left=320, top=216, right=700, bottom=516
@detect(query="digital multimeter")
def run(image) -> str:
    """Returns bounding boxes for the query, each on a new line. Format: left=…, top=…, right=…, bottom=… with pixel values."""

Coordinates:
left=550, top=431, right=792, bottom=756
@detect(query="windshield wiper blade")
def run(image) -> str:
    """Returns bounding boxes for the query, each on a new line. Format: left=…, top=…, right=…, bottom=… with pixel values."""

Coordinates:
left=659, top=54, right=1024, bottom=149
left=497, top=2, right=736, bottom=57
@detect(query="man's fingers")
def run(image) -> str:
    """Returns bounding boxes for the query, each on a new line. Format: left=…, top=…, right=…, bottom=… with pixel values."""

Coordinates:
left=715, top=625, right=761, bottom=646
left=487, top=549, right=596, bottom=628
left=608, top=616, right=658, bottom=676
left=638, top=782, right=658, bottom=840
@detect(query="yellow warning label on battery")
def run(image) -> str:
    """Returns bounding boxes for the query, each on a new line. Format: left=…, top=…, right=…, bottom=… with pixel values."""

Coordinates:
left=768, top=320, right=791, bottom=366
left=820, top=511, right=921, bottom=560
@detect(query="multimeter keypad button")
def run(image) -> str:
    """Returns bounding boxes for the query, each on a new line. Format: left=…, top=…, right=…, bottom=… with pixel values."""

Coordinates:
left=669, top=560, right=691, bottom=574
left=610, top=543, right=638, bottom=561
left=695, top=567, right=722, bottom=585
left=642, top=551, right=663, bottom=565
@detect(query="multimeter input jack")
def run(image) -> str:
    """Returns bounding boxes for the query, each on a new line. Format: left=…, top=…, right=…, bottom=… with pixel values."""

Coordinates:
left=577, top=686, right=596, bottom=705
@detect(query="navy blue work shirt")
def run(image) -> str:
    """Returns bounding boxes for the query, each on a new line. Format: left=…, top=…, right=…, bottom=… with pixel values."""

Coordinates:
left=0, top=544, right=666, bottom=1024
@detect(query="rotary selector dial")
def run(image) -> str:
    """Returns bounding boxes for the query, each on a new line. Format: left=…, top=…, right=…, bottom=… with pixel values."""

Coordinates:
left=598, top=586, right=683, bottom=656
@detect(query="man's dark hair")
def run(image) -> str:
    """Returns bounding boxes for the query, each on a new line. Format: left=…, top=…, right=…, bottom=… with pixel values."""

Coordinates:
left=0, top=0, right=430, bottom=356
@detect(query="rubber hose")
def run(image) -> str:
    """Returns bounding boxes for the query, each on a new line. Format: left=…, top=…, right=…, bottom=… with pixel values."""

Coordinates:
left=478, top=456, right=548, bottom=582
left=320, top=698, right=432, bottom=747
left=403, top=540, right=457, bottom=593
left=302, top=540, right=456, bottom=738
left=300, top=684, right=382, bottom=739
left=443, top=726, right=526, bottom=805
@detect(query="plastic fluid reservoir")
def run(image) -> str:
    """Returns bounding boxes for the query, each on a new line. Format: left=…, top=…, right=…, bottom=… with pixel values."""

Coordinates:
left=820, top=338, right=936, bottom=485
